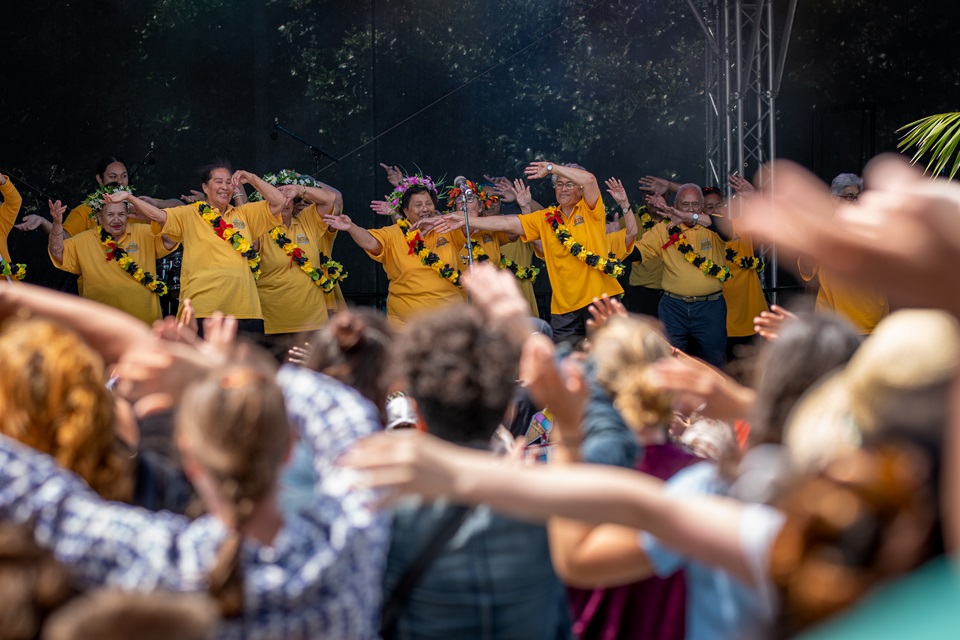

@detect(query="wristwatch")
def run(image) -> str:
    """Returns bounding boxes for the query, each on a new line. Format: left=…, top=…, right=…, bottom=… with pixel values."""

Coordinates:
left=546, top=163, right=553, bottom=174
left=692, top=213, right=700, bottom=225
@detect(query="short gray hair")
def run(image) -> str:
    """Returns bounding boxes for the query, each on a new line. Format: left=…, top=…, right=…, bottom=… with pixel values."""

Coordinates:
left=673, top=183, right=704, bottom=208
left=830, top=173, right=863, bottom=196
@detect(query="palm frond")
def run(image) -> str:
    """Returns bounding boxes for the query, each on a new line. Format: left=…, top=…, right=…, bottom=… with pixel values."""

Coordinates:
left=898, top=112, right=960, bottom=180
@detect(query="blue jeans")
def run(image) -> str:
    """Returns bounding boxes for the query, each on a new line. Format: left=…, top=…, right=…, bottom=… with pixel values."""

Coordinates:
left=658, top=295, right=727, bottom=368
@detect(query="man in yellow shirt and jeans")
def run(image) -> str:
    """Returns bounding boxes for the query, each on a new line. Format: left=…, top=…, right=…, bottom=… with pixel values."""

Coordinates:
left=437, top=161, right=625, bottom=343
left=637, top=184, right=733, bottom=368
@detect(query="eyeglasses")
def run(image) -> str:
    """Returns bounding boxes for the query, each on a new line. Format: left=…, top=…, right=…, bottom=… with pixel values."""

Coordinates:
left=555, top=181, right=578, bottom=191
left=839, top=193, right=860, bottom=202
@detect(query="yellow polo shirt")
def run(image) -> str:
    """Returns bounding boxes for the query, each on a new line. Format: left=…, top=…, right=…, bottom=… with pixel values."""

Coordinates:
left=628, top=217, right=663, bottom=289
left=501, top=241, right=539, bottom=317
left=256, top=206, right=331, bottom=335
left=0, top=177, right=22, bottom=263
left=367, top=224, right=468, bottom=326
left=636, top=222, right=727, bottom=297
left=799, top=259, right=888, bottom=334
left=157, top=201, right=281, bottom=319
left=52, top=225, right=175, bottom=324
left=722, top=237, right=769, bottom=337
left=518, top=197, right=623, bottom=315
left=457, top=229, right=514, bottom=267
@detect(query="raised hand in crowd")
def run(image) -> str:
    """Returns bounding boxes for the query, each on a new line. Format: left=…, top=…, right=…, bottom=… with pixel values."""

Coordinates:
left=369, top=200, right=391, bottom=217
left=485, top=175, right=517, bottom=203
left=47, top=199, right=67, bottom=225
left=604, top=177, right=630, bottom=209
left=585, top=293, right=627, bottom=334
left=180, top=189, right=205, bottom=204
left=742, top=154, right=960, bottom=317
left=652, top=356, right=755, bottom=423
left=728, top=174, right=757, bottom=197
left=462, top=263, right=531, bottom=345
left=380, top=163, right=403, bottom=187
left=322, top=211, right=354, bottom=232
left=753, top=304, right=796, bottom=341
left=513, top=179, right=535, bottom=213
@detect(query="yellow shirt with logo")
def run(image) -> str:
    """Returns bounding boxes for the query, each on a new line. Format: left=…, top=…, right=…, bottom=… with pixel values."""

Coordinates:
left=799, top=258, right=888, bottom=334
left=722, top=236, right=769, bottom=337
left=51, top=225, right=176, bottom=324
left=0, top=177, right=22, bottom=263
left=255, top=206, right=331, bottom=335
left=157, top=201, right=281, bottom=319
left=636, top=222, right=727, bottom=297
left=518, top=197, right=623, bottom=315
left=367, top=224, right=469, bottom=327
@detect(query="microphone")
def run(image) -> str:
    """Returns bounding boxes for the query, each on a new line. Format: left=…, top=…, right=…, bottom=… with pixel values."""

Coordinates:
left=147, top=141, right=156, bottom=165
left=271, top=117, right=279, bottom=140
left=453, top=176, right=473, bottom=195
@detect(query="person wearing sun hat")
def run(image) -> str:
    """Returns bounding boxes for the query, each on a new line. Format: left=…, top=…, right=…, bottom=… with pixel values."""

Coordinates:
left=322, top=175, right=470, bottom=327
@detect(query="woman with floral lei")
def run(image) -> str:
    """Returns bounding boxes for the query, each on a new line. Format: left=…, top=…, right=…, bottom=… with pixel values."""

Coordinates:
left=251, top=170, right=348, bottom=319
left=108, top=163, right=287, bottom=338
left=436, top=161, right=626, bottom=343
left=47, top=186, right=178, bottom=324
left=322, top=176, right=470, bottom=327
left=248, top=171, right=345, bottom=355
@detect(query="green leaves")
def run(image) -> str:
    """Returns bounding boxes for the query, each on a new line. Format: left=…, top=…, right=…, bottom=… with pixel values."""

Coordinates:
left=898, top=112, right=960, bottom=180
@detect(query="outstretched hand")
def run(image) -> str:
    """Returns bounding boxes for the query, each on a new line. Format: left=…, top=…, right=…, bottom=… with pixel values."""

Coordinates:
left=380, top=163, right=403, bottom=187
left=604, top=177, right=629, bottom=208
left=752, top=304, right=796, bottom=341
left=370, top=200, right=391, bottom=217
left=524, top=161, right=554, bottom=181
left=181, top=189, right=205, bottom=204
left=485, top=175, right=516, bottom=203
left=322, top=213, right=354, bottom=231
left=729, top=174, right=757, bottom=196
left=638, top=175, right=671, bottom=196
left=14, top=214, right=48, bottom=231
left=434, top=213, right=465, bottom=234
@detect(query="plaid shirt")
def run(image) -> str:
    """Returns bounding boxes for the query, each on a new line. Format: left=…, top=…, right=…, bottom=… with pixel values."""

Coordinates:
left=0, top=366, right=388, bottom=639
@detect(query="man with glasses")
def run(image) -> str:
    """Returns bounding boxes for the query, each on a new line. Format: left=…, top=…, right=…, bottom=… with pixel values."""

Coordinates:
left=437, top=161, right=624, bottom=343
left=635, top=183, right=732, bottom=367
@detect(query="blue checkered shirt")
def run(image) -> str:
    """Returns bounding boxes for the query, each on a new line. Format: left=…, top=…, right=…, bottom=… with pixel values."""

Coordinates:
left=0, top=365, right=389, bottom=639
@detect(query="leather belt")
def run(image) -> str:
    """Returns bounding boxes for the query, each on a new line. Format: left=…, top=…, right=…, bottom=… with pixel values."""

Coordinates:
left=662, top=291, right=723, bottom=303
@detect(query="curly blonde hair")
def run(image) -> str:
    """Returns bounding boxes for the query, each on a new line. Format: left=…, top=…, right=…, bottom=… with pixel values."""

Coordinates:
left=591, top=316, right=674, bottom=433
left=0, top=320, right=132, bottom=502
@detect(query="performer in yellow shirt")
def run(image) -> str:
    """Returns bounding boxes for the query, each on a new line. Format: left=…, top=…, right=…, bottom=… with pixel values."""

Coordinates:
left=322, top=176, right=469, bottom=327
left=106, top=164, right=287, bottom=337
left=252, top=175, right=345, bottom=352
left=436, top=162, right=626, bottom=343
left=0, top=173, right=26, bottom=282
left=47, top=188, right=177, bottom=325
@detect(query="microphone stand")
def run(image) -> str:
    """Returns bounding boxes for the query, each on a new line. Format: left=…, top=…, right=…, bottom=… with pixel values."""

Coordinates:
left=129, top=142, right=156, bottom=179
left=0, top=167, right=54, bottom=201
left=272, top=119, right=339, bottom=177
left=460, top=191, right=476, bottom=270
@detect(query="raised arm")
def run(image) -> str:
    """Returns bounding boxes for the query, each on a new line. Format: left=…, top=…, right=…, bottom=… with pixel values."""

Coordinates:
left=605, top=177, right=637, bottom=246
left=303, top=183, right=342, bottom=216
left=343, top=431, right=764, bottom=586
left=233, top=170, right=287, bottom=217
left=47, top=200, right=67, bottom=264
left=321, top=212, right=383, bottom=254
left=0, top=283, right=152, bottom=364
left=104, top=190, right=167, bottom=226
left=0, top=174, right=23, bottom=232
left=526, top=161, right=601, bottom=209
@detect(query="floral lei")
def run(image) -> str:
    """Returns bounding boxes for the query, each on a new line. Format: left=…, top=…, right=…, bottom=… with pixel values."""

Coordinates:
left=665, top=225, right=732, bottom=282
left=248, top=169, right=319, bottom=202
left=445, top=179, right=498, bottom=210
left=499, top=256, right=540, bottom=282
left=0, top=257, right=26, bottom=281
left=397, top=217, right=489, bottom=287
left=98, top=226, right=168, bottom=296
left=544, top=207, right=626, bottom=278
left=725, top=247, right=765, bottom=272
left=195, top=202, right=262, bottom=279
left=84, top=185, right=134, bottom=218
left=267, top=226, right=347, bottom=292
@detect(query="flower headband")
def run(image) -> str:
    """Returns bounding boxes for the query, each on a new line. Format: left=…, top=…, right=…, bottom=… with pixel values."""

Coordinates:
left=248, top=169, right=319, bottom=202
left=444, top=179, right=499, bottom=210
left=381, top=175, right=439, bottom=217
left=83, top=184, right=134, bottom=215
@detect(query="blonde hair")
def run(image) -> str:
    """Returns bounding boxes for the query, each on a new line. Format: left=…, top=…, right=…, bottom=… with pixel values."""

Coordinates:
left=591, top=316, right=674, bottom=433
left=0, top=320, right=132, bottom=502
left=175, top=355, right=290, bottom=617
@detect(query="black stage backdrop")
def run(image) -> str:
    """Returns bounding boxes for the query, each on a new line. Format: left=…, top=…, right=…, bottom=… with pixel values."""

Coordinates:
left=3, top=0, right=959, bottom=307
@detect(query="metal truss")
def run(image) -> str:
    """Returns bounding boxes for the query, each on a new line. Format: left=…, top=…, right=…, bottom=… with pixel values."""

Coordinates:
left=686, top=0, right=797, bottom=302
